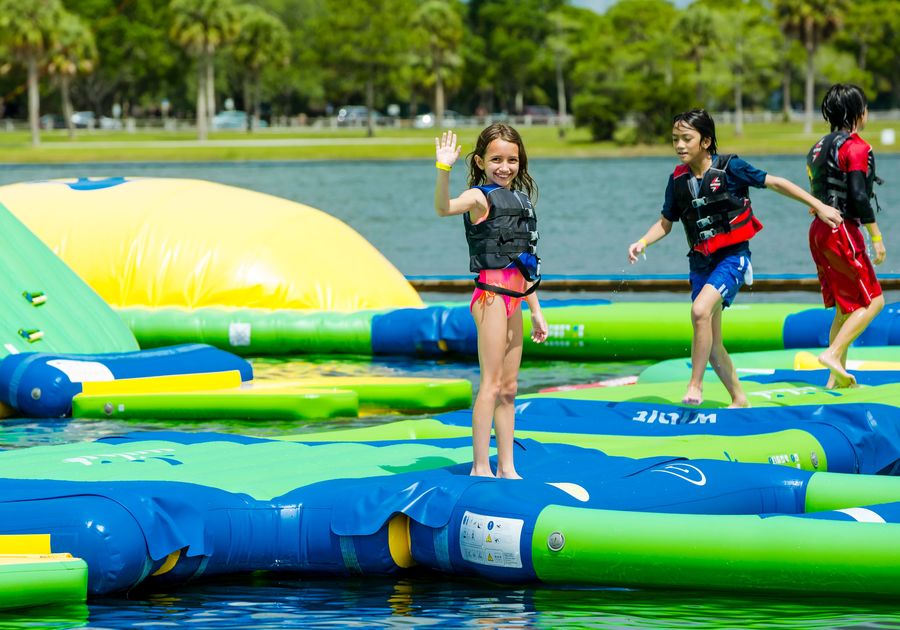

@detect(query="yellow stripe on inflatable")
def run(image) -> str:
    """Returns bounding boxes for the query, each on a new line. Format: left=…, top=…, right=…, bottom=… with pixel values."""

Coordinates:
left=79, top=370, right=243, bottom=396
left=0, top=534, right=51, bottom=554
left=388, top=514, right=416, bottom=569
left=0, top=178, right=422, bottom=311
left=150, top=550, right=181, bottom=576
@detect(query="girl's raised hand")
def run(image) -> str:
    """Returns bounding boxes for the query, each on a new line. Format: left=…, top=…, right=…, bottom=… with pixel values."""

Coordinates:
left=435, top=130, right=462, bottom=167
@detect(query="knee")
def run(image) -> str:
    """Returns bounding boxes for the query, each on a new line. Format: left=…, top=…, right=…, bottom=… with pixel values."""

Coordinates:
left=477, top=378, right=503, bottom=402
left=691, top=303, right=712, bottom=325
left=498, top=381, right=518, bottom=405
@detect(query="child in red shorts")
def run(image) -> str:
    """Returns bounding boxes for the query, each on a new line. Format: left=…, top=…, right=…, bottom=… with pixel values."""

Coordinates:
left=807, top=84, right=887, bottom=388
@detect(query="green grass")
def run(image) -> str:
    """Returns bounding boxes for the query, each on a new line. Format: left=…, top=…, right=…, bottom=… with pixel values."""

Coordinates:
left=0, top=119, right=897, bottom=163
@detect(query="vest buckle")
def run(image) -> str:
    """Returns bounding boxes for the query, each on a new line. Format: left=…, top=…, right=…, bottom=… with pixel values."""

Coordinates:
left=691, top=197, right=708, bottom=209
left=695, top=216, right=715, bottom=228
left=698, top=228, right=718, bottom=241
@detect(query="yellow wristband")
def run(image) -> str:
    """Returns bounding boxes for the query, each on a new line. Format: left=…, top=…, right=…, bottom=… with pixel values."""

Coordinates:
left=638, top=238, right=648, bottom=249
left=436, top=162, right=452, bottom=172
left=871, top=233, right=883, bottom=243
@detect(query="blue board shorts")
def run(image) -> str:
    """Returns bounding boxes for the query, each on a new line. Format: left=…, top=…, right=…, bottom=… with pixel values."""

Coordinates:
left=689, top=251, right=753, bottom=307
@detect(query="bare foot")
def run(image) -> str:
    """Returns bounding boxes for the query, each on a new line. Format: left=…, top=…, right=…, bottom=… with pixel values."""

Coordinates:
left=497, top=469, right=522, bottom=480
left=470, top=465, right=495, bottom=478
left=728, top=398, right=751, bottom=409
left=818, top=351, right=855, bottom=388
left=682, top=384, right=703, bottom=406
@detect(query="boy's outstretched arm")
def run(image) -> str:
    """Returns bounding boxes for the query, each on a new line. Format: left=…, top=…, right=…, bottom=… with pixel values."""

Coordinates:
left=764, top=175, right=843, bottom=228
left=628, top=217, right=673, bottom=263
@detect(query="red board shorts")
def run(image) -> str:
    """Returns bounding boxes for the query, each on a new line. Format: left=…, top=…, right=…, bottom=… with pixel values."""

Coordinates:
left=809, top=218, right=882, bottom=313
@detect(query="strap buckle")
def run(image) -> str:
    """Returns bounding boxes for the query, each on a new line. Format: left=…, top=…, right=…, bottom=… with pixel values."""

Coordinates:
left=698, top=228, right=718, bottom=241
left=691, top=197, right=708, bottom=209
left=695, top=216, right=715, bottom=228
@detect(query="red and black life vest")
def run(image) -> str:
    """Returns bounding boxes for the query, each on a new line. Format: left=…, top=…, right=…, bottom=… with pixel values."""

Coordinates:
left=673, top=154, right=763, bottom=257
left=807, top=131, right=879, bottom=216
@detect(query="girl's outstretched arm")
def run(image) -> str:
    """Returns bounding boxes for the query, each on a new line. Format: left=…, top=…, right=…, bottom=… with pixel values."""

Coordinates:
left=524, top=292, right=548, bottom=343
left=764, top=175, right=843, bottom=228
left=627, top=217, right=673, bottom=263
left=434, top=130, right=486, bottom=218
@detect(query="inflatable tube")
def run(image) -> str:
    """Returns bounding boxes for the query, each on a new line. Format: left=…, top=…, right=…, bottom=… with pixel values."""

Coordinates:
left=3, top=434, right=900, bottom=595
left=784, top=302, right=900, bottom=347
left=72, top=386, right=359, bottom=421
left=0, top=534, right=87, bottom=611
left=0, top=177, right=422, bottom=312
left=121, top=301, right=813, bottom=360
left=71, top=376, right=471, bottom=419
left=531, top=502, right=900, bottom=597
left=0, top=344, right=252, bottom=417
left=0, top=554, right=87, bottom=610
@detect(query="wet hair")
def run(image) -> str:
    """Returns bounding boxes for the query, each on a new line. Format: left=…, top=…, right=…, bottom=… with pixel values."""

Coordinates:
left=672, top=109, right=717, bottom=155
left=467, top=123, right=538, bottom=202
left=821, top=84, right=868, bottom=132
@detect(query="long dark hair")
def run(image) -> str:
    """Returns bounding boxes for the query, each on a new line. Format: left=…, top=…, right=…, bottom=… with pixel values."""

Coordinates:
left=467, top=123, right=538, bottom=203
left=821, top=84, right=867, bottom=132
left=672, top=109, right=718, bottom=155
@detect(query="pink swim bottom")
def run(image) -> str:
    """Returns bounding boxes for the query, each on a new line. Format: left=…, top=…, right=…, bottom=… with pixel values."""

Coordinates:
left=470, top=267, right=527, bottom=318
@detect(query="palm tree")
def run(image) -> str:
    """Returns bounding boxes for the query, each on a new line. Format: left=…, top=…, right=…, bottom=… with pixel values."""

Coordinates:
left=774, top=0, right=847, bottom=134
left=46, top=13, right=97, bottom=140
left=230, top=6, right=290, bottom=132
left=170, top=0, right=240, bottom=140
left=676, top=5, right=718, bottom=105
left=0, top=0, right=63, bottom=146
left=410, top=0, right=463, bottom=129
left=546, top=9, right=578, bottom=138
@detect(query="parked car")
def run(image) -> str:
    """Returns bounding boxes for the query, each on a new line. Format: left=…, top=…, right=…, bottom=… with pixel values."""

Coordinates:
left=70, top=111, right=96, bottom=129
left=413, top=110, right=462, bottom=129
left=523, top=105, right=557, bottom=123
left=40, top=114, right=66, bottom=129
left=336, top=106, right=382, bottom=126
left=211, top=110, right=268, bottom=130
left=99, top=116, right=123, bottom=130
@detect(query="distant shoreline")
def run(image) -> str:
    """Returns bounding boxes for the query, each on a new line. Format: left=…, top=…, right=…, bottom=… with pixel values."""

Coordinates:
left=0, top=120, right=897, bottom=163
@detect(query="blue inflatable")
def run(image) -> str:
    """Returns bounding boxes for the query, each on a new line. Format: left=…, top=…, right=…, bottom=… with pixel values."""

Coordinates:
left=0, top=344, right=252, bottom=417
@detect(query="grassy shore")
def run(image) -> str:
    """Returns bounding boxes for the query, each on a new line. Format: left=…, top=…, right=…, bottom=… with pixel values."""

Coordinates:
left=0, top=118, right=897, bottom=163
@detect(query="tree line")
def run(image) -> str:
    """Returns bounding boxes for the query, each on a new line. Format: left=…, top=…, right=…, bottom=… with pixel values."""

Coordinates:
left=1, top=0, right=897, bottom=146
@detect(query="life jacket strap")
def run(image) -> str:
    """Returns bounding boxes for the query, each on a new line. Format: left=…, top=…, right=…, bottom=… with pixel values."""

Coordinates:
left=474, top=277, right=540, bottom=299
left=690, top=192, right=731, bottom=209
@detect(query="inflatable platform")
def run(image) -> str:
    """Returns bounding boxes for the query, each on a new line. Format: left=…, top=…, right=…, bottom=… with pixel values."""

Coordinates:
left=2, top=431, right=900, bottom=597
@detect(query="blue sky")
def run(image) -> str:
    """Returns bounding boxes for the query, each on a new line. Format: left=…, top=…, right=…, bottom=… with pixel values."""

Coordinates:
left=572, top=0, right=692, bottom=12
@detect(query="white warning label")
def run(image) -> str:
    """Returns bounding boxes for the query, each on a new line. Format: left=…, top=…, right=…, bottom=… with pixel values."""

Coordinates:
left=459, top=510, right=523, bottom=569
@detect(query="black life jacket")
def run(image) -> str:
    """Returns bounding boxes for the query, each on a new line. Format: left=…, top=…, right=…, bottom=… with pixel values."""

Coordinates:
left=807, top=131, right=880, bottom=217
left=464, top=186, right=540, bottom=298
left=673, top=154, right=762, bottom=257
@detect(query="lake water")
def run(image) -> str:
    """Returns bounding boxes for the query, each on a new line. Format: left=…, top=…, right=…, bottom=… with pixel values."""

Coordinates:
left=1, top=157, right=898, bottom=627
